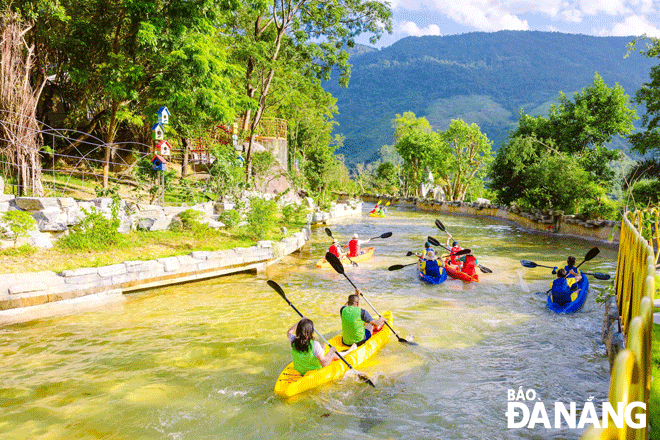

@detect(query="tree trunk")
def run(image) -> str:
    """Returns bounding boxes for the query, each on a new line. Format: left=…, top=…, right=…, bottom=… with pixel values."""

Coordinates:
left=103, top=99, right=119, bottom=188
left=181, top=136, right=189, bottom=178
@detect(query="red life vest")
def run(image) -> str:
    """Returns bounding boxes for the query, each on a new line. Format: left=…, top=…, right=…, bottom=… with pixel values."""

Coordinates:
left=348, top=239, right=360, bottom=257
left=462, top=255, right=477, bottom=276
left=328, top=244, right=340, bottom=257
left=450, top=246, right=462, bottom=264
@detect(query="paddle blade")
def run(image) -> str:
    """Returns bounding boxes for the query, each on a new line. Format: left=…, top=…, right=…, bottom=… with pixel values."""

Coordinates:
left=478, top=265, right=493, bottom=274
left=454, top=248, right=471, bottom=256
left=406, top=251, right=414, bottom=256
left=267, top=280, right=288, bottom=303
left=520, top=260, right=538, bottom=268
left=585, top=247, right=600, bottom=261
left=592, top=272, right=611, bottom=280
left=325, top=252, right=345, bottom=275
left=427, top=236, right=440, bottom=247
left=385, top=201, right=391, bottom=206
left=435, top=219, right=446, bottom=232
left=398, top=337, right=418, bottom=346
left=380, top=232, right=392, bottom=239
left=324, top=227, right=333, bottom=238
left=388, top=264, right=406, bottom=271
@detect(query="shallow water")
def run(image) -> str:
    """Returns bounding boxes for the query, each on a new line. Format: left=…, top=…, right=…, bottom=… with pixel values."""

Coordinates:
left=0, top=206, right=617, bottom=439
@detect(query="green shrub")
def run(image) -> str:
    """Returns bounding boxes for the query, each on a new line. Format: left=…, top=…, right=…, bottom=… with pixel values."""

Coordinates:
left=281, top=203, right=307, bottom=225
left=631, top=179, right=660, bottom=207
left=178, top=209, right=203, bottom=229
left=219, top=209, right=240, bottom=228
left=577, top=198, right=621, bottom=221
left=59, top=201, right=122, bottom=250
left=246, top=197, right=277, bottom=240
left=1, top=210, right=37, bottom=249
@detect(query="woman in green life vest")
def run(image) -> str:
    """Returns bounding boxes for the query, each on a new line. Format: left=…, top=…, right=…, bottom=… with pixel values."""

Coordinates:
left=340, top=290, right=386, bottom=346
left=287, top=318, right=338, bottom=375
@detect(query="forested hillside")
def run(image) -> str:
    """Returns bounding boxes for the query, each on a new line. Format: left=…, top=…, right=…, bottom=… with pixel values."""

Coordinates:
left=325, top=31, right=657, bottom=164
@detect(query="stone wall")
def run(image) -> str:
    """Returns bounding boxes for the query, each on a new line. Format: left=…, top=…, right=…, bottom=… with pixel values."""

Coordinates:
left=0, top=227, right=310, bottom=325
left=361, top=195, right=620, bottom=245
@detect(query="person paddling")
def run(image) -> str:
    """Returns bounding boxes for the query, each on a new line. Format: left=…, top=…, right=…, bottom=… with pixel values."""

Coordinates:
left=327, top=238, right=345, bottom=259
left=446, top=238, right=462, bottom=265
left=457, top=250, right=478, bottom=277
left=564, top=256, right=577, bottom=274
left=345, top=233, right=370, bottom=257
left=549, top=268, right=583, bottom=306
left=340, top=291, right=386, bottom=346
left=287, top=318, right=339, bottom=375
left=370, top=204, right=379, bottom=214
left=422, top=250, right=441, bottom=278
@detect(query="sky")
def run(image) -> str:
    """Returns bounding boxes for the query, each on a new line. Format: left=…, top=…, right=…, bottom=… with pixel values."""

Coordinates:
left=358, top=0, right=660, bottom=48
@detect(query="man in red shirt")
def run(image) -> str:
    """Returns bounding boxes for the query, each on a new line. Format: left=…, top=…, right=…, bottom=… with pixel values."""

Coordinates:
left=447, top=239, right=462, bottom=265
left=346, top=233, right=370, bottom=257
left=328, top=238, right=345, bottom=258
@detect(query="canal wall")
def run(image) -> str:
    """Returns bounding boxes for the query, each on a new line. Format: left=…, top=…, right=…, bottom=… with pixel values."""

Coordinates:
left=0, top=201, right=362, bottom=326
left=358, top=195, right=620, bottom=245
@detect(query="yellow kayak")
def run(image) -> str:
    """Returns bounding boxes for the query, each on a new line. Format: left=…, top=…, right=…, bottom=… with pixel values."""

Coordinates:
left=274, top=311, right=392, bottom=398
left=369, top=212, right=386, bottom=218
left=315, top=246, right=375, bottom=268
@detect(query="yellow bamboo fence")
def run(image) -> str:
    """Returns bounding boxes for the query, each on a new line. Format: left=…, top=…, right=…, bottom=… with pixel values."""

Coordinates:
left=582, top=210, right=656, bottom=439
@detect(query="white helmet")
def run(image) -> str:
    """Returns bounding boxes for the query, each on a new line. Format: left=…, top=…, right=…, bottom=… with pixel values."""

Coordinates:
left=352, top=233, right=358, bottom=239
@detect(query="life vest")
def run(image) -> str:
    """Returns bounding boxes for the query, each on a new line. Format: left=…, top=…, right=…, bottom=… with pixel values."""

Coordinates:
left=564, top=265, right=576, bottom=274
left=424, top=247, right=434, bottom=256
left=348, top=239, right=360, bottom=257
left=291, top=341, right=322, bottom=375
left=550, top=278, right=578, bottom=305
left=328, top=244, right=340, bottom=257
left=425, top=259, right=441, bottom=277
left=450, top=246, right=462, bottom=264
left=341, top=306, right=365, bottom=345
left=461, top=255, right=477, bottom=276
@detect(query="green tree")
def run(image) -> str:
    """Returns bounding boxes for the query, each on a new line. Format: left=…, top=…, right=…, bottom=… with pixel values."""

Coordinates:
left=628, top=36, right=660, bottom=188
left=491, top=73, right=637, bottom=211
left=392, top=113, right=447, bottom=196
left=436, top=119, right=493, bottom=201
left=229, top=0, right=392, bottom=180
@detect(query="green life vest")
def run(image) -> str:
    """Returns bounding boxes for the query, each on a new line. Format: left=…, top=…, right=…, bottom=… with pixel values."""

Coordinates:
left=291, top=341, right=322, bottom=375
left=341, top=306, right=365, bottom=345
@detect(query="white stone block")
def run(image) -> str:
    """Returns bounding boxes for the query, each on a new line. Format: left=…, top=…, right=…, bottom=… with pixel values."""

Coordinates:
left=97, top=264, right=127, bottom=278
left=158, top=257, right=180, bottom=272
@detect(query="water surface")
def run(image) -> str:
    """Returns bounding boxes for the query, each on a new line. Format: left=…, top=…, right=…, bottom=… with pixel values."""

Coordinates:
left=0, top=206, right=617, bottom=439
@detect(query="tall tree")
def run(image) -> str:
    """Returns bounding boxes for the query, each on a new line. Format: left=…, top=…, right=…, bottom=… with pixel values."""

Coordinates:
left=229, top=0, right=392, bottom=181
left=436, top=119, right=493, bottom=201
left=490, top=73, right=636, bottom=211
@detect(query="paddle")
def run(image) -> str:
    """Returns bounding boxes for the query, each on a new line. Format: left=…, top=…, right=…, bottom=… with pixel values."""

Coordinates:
left=267, top=280, right=375, bottom=387
left=545, top=247, right=600, bottom=293
left=388, top=262, right=417, bottom=271
left=520, top=259, right=610, bottom=280
left=434, top=221, right=493, bottom=274
left=368, top=232, right=392, bottom=240
left=324, top=228, right=358, bottom=267
left=388, top=249, right=470, bottom=271
left=325, top=252, right=418, bottom=346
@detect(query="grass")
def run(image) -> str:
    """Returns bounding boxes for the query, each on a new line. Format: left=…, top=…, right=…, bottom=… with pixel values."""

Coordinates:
left=0, top=221, right=307, bottom=274
left=651, top=315, right=660, bottom=433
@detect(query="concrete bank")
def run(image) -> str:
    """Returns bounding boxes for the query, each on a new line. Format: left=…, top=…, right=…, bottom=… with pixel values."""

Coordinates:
left=0, top=201, right=362, bottom=326
left=359, top=195, right=620, bottom=245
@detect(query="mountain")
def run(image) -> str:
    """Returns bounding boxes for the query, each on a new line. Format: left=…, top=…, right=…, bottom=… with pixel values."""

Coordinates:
left=322, top=31, right=657, bottom=165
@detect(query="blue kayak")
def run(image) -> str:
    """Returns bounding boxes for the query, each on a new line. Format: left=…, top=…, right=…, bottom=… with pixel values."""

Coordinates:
left=418, top=261, right=448, bottom=285
left=546, top=271, right=589, bottom=314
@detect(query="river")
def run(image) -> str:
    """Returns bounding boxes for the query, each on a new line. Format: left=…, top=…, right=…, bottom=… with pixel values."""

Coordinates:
left=0, top=206, right=618, bottom=439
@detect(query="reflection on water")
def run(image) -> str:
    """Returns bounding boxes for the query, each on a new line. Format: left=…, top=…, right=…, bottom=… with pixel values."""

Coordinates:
left=0, top=207, right=616, bottom=439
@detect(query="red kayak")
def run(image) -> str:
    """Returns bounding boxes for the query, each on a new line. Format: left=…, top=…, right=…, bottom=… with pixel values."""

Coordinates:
left=443, top=260, right=479, bottom=283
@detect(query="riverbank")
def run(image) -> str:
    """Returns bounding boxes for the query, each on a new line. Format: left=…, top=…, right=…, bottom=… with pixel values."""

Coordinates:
left=357, top=194, right=620, bottom=246
left=0, top=201, right=362, bottom=326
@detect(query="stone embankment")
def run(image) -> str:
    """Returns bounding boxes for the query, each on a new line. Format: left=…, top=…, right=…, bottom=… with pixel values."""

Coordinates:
left=0, top=198, right=362, bottom=326
left=359, top=195, right=619, bottom=244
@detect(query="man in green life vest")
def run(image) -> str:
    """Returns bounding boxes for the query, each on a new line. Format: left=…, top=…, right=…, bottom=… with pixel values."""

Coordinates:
left=340, top=290, right=386, bottom=346
left=287, top=318, right=338, bottom=375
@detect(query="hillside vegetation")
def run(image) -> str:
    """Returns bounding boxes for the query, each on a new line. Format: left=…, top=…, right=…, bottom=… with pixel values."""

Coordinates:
left=326, top=31, right=657, bottom=164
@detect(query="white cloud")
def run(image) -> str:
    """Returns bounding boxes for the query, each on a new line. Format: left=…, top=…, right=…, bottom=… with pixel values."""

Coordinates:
left=605, top=15, right=660, bottom=37
left=578, top=0, right=631, bottom=16
left=561, top=8, right=584, bottom=23
left=397, top=21, right=443, bottom=36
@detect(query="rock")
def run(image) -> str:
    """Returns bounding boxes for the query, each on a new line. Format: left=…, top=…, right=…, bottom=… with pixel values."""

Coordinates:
left=28, top=229, right=54, bottom=249
left=14, top=197, right=60, bottom=211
